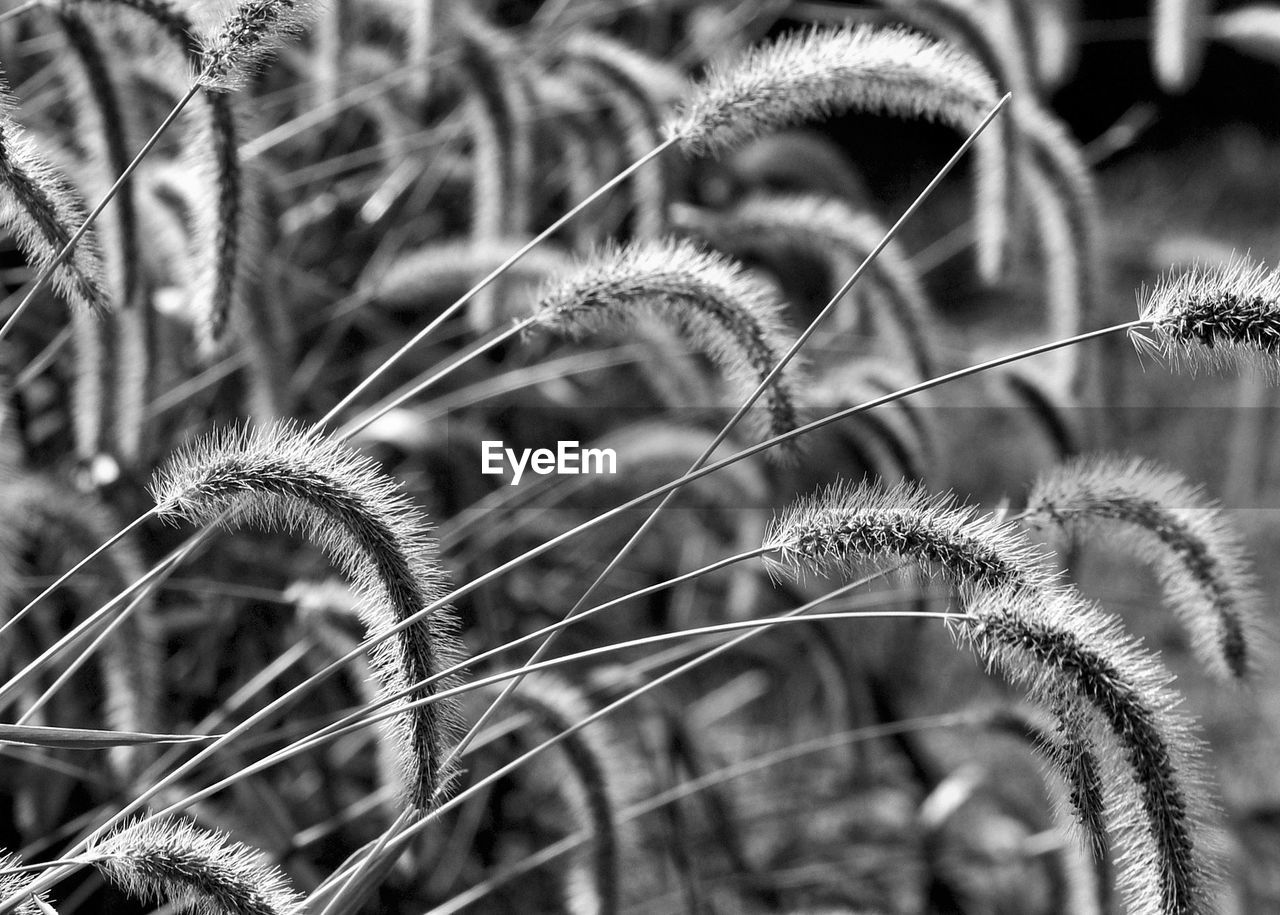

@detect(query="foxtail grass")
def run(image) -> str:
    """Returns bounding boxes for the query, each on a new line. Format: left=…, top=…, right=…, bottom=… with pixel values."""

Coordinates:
left=0, top=85, right=108, bottom=313
left=0, top=854, right=53, bottom=914
left=673, top=193, right=938, bottom=378
left=474, top=673, right=627, bottom=915
left=1025, top=455, right=1259, bottom=681
left=528, top=237, right=803, bottom=451
left=87, top=816, right=303, bottom=915
left=668, top=24, right=997, bottom=158
left=878, top=0, right=1022, bottom=281
left=957, top=588, right=1215, bottom=915
left=765, top=480, right=1056, bottom=596
left=197, top=0, right=319, bottom=92
left=150, top=421, right=464, bottom=811
left=1134, top=254, right=1280, bottom=377
left=558, top=32, right=682, bottom=240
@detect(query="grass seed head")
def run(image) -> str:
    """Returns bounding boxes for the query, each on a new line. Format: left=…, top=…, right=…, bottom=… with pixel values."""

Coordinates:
left=151, top=421, right=464, bottom=811
left=1135, top=254, right=1280, bottom=378
left=957, top=588, right=1217, bottom=915
left=765, top=479, right=1056, bottom=596
left=1026, top=454, right=1262, bottom=681
left=198, top=0, right=317, bottom=92
left=88, top=816, right=304, bottom=915
left=0, top=84, right=108, bottom=313
left=530, top=237, right=803, bottom=456
left=668, top=24, right=998, bottom=158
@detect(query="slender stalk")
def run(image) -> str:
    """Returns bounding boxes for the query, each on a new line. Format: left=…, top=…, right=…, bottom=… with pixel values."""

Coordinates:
left=15, top=573, right=150, bottom=724
left=336, top=317, right=535, bottom=440
left=158, top=547, right=779, bottom=819
left=313, top=136, right=679, bottom=432
left=452, top=93, right=1010, bottom=760
left=321, top=599, right=943, bottom=892
left=2, top=586, right=917, bottom=911
left=432, top=711, right=979, bottom=915
left=0, top=507, right=158, bottom=643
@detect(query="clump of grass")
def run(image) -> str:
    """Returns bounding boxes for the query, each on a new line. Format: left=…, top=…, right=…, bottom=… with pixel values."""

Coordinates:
left=1025, top=454, right=1260, bottom=681
left=665, top=23, right=1006, bottom=280
left=86, top=816, right=304, bottom=915
left=149, top=421, right=464, bottom=811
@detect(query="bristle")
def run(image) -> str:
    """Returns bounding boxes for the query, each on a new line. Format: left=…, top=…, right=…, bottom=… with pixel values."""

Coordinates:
left=1025, top=454, right=1261, bottom=681
left=669, top=25, right=998, bottom=159
left=150, top=422, right=464, bottom=811
left=0, top=853, right=57, bottom=914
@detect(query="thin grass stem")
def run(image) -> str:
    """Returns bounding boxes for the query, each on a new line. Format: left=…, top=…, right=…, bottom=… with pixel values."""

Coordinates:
left=431, top=710, right=980, bottom=915
left=0, top=507, right=158, bottom=643
left=453, top=93, right=1009, bottom=761
left=320, top=596, right=934, bottom=891
left=313, top=136, right=679, bottom=432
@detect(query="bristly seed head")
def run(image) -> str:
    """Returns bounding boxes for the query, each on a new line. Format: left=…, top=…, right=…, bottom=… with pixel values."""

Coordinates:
left=668, top=24, right=998, bottom=158
left=1026, top=454, right=1261, bottom=681
left=0, top=83, right=109, bottom=312
left=765, top=479, right=1056, bottom=596
left=0, top=852, right=56, bottom=914
left=151, top=421, right=464, bottom=811
left=88, top=816, right=304, bottom=915
left=198, top=0, right=317, bottom=92
left=957, top=589, right=1216, bottom=915
left=1134, top=254, right=1280, bottom=378
left=529, top=237, right=803, bottom=457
